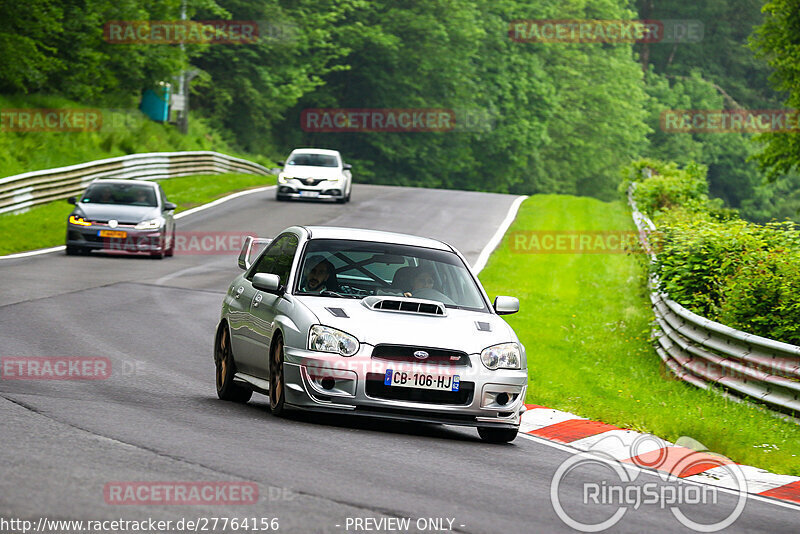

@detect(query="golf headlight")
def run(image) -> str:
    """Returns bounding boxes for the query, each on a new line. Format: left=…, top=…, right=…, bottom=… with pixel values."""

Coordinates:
left=480, top=342, right=521, bottom=370
left=135, top=218, right=163, bottom=230
left=69, top=215, right=92, bottom=226
left=308, top=325, right=359, bottom=356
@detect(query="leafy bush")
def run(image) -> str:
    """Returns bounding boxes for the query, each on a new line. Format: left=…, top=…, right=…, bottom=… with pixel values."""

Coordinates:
left=718, top=246, right=800, bottom=345
left=624, top=158, right=800, bottom=344
left=621, top=159, right=713, bottom=217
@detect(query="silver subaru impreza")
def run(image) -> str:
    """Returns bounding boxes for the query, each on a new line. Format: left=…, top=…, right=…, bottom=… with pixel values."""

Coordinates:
left=214, top=226, right=528, bottom=442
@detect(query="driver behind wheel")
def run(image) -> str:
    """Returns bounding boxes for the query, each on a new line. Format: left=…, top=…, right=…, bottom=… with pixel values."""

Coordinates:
left=300, top=256, right=334, bottom=294
left=403, top=266, right=434, bottom=297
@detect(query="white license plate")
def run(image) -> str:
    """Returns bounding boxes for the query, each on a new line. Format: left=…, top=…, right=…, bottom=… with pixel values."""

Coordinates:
left=299, top=190, right=320, bottom=198
left=384, top=369, right=460, bottom=391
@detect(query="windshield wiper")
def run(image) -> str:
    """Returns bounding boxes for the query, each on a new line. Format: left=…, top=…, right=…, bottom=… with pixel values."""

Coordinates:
left=321, top=290, right=360, bottom=298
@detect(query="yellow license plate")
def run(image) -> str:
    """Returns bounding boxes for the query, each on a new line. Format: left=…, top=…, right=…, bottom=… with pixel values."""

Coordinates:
left=98, top=230, right=127, bottom=238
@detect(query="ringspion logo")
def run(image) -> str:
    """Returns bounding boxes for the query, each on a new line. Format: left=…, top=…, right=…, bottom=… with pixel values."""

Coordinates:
left=551, top=435, right=747, bottom=531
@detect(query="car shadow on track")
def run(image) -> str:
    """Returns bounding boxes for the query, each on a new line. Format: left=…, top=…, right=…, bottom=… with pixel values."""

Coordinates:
left=195, top=395, right=485, bottom=443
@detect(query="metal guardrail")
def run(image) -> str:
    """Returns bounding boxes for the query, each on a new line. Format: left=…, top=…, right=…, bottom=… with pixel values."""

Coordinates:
left=0, top=151, right=274, bottom=215
left=628, top=184, right=800, bottom=415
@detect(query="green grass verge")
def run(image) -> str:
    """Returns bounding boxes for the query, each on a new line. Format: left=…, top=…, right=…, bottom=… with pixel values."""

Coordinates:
left=0, top=94, right=272, bottom=178
left=479, top=194, right=800, bottom=475
left=0, top=173, right=275, bottom=255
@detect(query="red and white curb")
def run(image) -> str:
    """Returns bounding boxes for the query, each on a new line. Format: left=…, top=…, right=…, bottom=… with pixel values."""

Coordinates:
left=520, top=404, right=800, bottom=506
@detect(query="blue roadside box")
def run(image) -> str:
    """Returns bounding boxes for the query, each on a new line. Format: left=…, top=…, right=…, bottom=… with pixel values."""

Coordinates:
left=139, top=84, right=171, bottom=122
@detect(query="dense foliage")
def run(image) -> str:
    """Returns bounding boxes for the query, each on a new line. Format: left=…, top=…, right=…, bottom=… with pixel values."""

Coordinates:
left=1, top=0, right=798, bottom=215
left=627, top=158, right=800, bottom=345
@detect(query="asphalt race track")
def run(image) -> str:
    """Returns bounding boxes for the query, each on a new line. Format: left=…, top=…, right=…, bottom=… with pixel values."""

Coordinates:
left=1, top=184, right=797, bottom=533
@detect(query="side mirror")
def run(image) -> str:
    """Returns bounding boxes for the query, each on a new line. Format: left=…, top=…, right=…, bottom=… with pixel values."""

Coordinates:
left=238, top=235, right=272, bottom=270
left=277, top=161, right=285, bottom=167
left=68, top=197, right=77, bottom=205
left=493, top=296, right=519, bottom=315
left=163, top=201, right=177, bottom=211
left=252, top=273, right=281, bottom=293
left=343, top=163, right=352, bottom=170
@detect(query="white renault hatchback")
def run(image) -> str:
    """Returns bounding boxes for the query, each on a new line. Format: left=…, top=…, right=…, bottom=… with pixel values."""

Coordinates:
left=276, top=148, right=352, bottom=203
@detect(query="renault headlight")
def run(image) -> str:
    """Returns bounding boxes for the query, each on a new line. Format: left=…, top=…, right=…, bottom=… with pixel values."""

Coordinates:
left=135, top=218, right=164, bottom=230
left=308, top=325, right=359, bottom=357
left=278, top=173, right=288, bottom=183
left=480, top=342, right=521, bottom=370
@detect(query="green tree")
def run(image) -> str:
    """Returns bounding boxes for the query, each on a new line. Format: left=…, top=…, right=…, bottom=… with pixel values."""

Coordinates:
left=750, top=0, right=800, bottom=180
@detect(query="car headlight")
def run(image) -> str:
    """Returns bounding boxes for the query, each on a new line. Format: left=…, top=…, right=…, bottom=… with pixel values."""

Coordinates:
left=278, top=173, right=288, bottom=183
left=480, top=342, right=521, bottom=370
left=308, top=325, right=359, bottom=357
left=135, top=218, right=164, bottom=230
left=68, top=215, right=92, bottom=226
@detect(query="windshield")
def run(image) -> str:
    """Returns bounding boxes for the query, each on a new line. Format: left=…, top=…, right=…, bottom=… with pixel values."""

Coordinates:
left=81, top=183, right=158, bottom=207
left=287, top=153, right=339, bottom=167
left=295, top=239, right=488, bottom=311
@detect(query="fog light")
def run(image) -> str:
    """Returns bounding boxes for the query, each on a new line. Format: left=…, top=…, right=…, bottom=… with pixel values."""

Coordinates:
left=321, top=377, right=335, bottom=390
left=496, top=392, right=509, bottom=405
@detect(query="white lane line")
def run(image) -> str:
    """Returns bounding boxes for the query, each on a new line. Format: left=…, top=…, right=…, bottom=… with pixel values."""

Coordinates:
left=174, top=185, right=275, bottom=220
left=472, top=195, right=527, bottom=274
left=0, top=245, right=67, bottom=259
left=0, top=185, right=276, bottom=260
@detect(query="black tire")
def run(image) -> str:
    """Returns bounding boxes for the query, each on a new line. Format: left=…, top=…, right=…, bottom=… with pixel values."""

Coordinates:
left=164, top=230, right=175, bottom=257
left=477, top=426, right=519, bottom=443
left=215, top=326, right=253, bottom=403
left=269, top=334, right=286, bottom=416
left=65, top=245, right=81, bottom=256
left=276, top=195, right=287, bottom=202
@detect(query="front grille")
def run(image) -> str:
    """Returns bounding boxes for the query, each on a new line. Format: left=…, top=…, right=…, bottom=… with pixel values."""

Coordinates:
left=85, top=220, right=138, bottom=227
left=365, top=373, right=474, bottom=404
left=371, top=344, right=470, bottom=366
left=299, top=178, right=324, bottom=186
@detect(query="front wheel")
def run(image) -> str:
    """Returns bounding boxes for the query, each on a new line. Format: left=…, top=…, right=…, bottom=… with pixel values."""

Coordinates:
left=477, top=427, right=519, bottom=443
left=164, top=230, right=175, bottom=257
left=215, top=326, right=253, bottom=403
left=269, top=335, right=286, bottom=416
